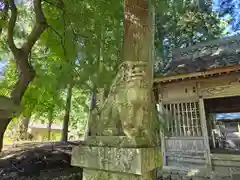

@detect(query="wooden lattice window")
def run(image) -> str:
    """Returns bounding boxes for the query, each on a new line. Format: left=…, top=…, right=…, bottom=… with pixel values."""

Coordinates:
left=163, top=102, right=202, bottom=137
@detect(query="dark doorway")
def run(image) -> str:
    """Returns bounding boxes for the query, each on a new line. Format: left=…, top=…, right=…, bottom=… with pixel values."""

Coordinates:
left=204, top=96, right=240, bottom=154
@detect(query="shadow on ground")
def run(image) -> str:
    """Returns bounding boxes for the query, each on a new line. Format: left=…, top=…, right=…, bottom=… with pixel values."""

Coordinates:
left=0, top=141, right=83, bottom=180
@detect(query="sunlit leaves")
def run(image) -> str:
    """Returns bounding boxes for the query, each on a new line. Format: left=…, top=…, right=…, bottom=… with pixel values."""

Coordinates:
left=0, top=0, right=225, bottom=133
left=0, top=59, right=17, bottom=97
left=154, top=0, right=224, bottom=71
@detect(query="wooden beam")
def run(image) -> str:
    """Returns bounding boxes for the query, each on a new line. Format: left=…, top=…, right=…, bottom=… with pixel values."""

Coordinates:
left=212, top=154, right=240, bottom=161
left=205, top=96, right=240, bottom=113
left=154, top=65, right=240, bottom=83
left=208, top=107, right=240, bottom=113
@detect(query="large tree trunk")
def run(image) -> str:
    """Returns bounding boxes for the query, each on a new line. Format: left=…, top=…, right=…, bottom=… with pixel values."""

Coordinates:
left=22, top=115, right=31, bottom=132
left=18, top=114, right=32, bottom=140
left=0, top=55, right=36, bottom=150
left=47, top=109, right=54, bottom=141
left=0, top=0, right=47, bottom=152
left=0, top=118, right=11, bottom=151
left=120, top=0, right=154, bottom=139
left=61, top=82, right=73, bottom=142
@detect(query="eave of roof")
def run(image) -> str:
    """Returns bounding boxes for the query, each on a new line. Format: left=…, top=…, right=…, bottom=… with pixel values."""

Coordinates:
left=154, top=65, right=240, bottom=83
left=154, top=35, right=240, bottom=83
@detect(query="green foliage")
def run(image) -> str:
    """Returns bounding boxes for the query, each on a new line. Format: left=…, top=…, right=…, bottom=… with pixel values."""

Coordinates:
left=70, top=87, right=89, bottom=131
left=0, top=0, right=226, bottom=137
left=154, top=0, right=225, bottom=68
left=0, top=59, right=17, bottom=96
left=41, top=0, right=123, bottom=89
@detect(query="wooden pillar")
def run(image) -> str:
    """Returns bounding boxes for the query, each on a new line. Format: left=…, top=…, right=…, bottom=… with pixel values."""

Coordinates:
left=197, top=83, right=212, bottom=170
left=238, top=122, right=240, bottom=133
left=158, top=84, right=167, bottom=166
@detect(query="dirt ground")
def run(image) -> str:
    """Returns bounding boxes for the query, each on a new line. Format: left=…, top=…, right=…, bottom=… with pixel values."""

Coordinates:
left=0, top=141, right=83, bottom=180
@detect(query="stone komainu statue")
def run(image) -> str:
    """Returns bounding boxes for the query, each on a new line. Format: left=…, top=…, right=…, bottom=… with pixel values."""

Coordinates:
left=88, top=61, right=157, bottom=144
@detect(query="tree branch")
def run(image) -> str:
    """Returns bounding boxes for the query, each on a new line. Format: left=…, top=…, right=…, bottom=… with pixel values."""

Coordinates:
left=7, top=0, right=18, bottom=55
left=48, top=25, right=66, bottom=56
left=62, top=1, right=67, bottom=58
left=22, top=0, right=48, bottom=52
left=9, top=0, right=48, bottom=104
left=42, top=0, right=64, bottom=11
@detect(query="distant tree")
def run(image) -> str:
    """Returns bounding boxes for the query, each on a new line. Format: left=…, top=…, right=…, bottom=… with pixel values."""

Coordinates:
left=0, top=0, right=48, bottom=151
left=154, top=0, right=224, bottom=71
left=0, top=0, right=123, bottom=151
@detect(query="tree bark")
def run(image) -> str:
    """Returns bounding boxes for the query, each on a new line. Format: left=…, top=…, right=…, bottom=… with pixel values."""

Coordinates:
left=119, top=0, right=154, bottom=139
left=22, top=116, right=31, bottom=131
left=0, top=118, right=11, bottom=151
left=18, top=114, right=32, bottom=140
left=0, top=0, right=47, bottom=152
left=61, top=82, right=73, bottom=142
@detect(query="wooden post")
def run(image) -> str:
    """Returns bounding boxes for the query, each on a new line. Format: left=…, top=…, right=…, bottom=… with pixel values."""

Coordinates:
left=197, top=83, right=212, bottom=170
left=238, top=122, right=240, bottom=133
left=158, top=84, right=167, bottom=166
left=159, top=106, right=167, bottom=166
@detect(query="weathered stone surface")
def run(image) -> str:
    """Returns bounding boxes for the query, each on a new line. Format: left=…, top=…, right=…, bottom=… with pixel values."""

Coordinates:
left=90, top=61, right=155, bottom=143
left=71, top=144, right=161, bottom=175
left=71, top=0, right=160, bottom=179
left=85, top=136, right=151, bottom=148
left=82, top=169, right=153, bottom=180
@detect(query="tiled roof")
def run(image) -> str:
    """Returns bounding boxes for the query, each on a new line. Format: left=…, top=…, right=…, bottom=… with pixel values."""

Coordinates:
left=156, top=35, right=240, bottom=77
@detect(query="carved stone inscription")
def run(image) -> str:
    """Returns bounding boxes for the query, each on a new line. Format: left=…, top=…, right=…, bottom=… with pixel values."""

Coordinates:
left=71, top=146, right=160, bottom=175
left=83, top=169, right=152, bottom=180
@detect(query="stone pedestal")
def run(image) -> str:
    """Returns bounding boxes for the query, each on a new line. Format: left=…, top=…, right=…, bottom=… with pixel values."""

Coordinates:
left=71, top=136, right=161, bottom=180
